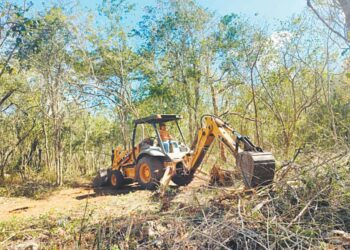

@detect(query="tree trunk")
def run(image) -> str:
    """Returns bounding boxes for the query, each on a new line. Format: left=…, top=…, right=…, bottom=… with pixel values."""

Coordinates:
left=250, top=69, right=260, bottom=146
left=210, top=83, right=227, bottom=162
left=42, top=122, right=51, bottom=170
left=0, top=167, right=4, bottom=181
left=52, top=86, right=63, bottom=186
left=339, top=0, right=350, bottom=33
left=184, top=81, right=194, bottom=143
left=194, top=81, right=200, bottom=131
left=83, top=120, right=89, bottom=175
left=193, top=64, right=201, bottom=131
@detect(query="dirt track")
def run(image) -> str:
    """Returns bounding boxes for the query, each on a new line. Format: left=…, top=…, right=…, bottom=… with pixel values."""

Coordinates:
left=0, top=177, right=209, bottom=223
left=0, top=185, right=157, bottom=223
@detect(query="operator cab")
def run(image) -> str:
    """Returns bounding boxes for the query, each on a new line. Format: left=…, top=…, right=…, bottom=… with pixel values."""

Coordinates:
left=133, top=114, right=190, bottom=160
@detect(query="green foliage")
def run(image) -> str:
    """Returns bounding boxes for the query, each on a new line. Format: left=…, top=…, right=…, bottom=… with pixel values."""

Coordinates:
left=1, top=2, right=350, bottom=249
left=0, top=0, right=349, bottom=185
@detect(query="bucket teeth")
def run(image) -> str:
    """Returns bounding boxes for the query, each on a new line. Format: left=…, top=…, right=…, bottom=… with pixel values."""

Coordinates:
left=237, top=151, right=275, bottom=188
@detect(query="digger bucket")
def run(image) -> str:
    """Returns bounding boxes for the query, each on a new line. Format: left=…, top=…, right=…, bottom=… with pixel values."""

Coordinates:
left=237, top=151, right=275, bottom=188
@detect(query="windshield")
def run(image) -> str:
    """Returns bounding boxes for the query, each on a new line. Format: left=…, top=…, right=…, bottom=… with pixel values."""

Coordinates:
left=157, top=121, right=185, bottom=145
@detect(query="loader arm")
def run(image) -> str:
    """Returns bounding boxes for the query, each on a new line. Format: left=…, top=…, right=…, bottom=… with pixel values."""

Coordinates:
left=188, top=115, right=275, bottom=188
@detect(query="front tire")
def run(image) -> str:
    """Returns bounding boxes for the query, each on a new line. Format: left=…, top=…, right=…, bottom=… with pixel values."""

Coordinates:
left=136, top=156, right=164, bottom=190
left=110, top=170, right=124, bottom=189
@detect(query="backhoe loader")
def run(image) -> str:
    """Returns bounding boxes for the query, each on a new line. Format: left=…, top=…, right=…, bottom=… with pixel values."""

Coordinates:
left=96, top=114, right=275, bottom=189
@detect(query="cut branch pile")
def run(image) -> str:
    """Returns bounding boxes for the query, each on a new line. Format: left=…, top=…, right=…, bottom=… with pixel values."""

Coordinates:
left=87, top=149, right=350, bottom=249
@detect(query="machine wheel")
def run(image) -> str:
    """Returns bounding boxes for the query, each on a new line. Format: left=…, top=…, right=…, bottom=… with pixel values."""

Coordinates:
left=171, top=163, right=194, bottom=186
left=136, top=156, right=164, bottom=190
left=92, top=168, right=112, bottom=187
left=110, top=170, right=124, bottom=189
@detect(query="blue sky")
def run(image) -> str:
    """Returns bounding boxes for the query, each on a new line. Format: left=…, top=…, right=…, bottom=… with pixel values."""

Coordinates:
left=27, top=0, right=307, bottom=25
left=201, top=0, right=306, bottom=20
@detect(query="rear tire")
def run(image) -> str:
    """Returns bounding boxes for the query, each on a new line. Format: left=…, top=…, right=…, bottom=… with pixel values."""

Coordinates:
left=136, top=156, right=164, bottom=190
left=110, top=170, right=124, bottom=189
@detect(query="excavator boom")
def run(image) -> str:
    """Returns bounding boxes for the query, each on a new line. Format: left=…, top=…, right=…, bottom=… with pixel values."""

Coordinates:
left=189, top=115, right=275, bottom=188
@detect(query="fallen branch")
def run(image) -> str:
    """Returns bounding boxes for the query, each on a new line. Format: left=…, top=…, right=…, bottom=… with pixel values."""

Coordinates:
left=287, top=186, right=329, bottom=228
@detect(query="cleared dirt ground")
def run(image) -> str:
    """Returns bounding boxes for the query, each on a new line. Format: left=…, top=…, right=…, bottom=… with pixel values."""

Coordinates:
left=0, top=176, right=212, bottom=223
left=0, top=175, right=248, bottom=249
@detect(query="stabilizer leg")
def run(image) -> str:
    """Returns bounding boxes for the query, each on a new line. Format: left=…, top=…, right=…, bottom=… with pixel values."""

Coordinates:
left=159, top=166, right=174, bottom=197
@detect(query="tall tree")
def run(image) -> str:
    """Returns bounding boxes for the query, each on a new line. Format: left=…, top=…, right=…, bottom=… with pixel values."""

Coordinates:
left=135, top=0, right=214, bottom=141
left=28, top=8, right=76, bottom=185
left=77, top=0, right=141, bottom=149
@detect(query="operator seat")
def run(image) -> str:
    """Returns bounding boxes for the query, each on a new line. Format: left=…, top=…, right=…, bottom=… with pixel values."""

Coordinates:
left=139, top=137, right=154, bottom=150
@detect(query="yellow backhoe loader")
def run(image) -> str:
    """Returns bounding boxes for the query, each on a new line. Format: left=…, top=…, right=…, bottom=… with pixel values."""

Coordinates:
left=94, top=114, right=275, bottom=189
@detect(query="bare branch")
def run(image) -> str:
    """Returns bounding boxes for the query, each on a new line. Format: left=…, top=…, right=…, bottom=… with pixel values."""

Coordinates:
left=307, top=0, right=349, bottom=43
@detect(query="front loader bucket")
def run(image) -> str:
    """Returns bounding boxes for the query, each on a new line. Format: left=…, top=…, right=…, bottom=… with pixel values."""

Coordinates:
left=237, top=151, right=275, bottom=188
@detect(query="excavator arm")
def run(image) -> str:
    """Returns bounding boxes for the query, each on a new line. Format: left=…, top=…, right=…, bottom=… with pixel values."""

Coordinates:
left=188, top=115, right=275, bottom=188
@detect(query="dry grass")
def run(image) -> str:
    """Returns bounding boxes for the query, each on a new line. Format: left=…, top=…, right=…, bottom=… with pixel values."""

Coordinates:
left=86, top=148, right=350, bottom=249
left=0, top=172, right=91, bottom=199
left=1, top=148, right=350, bottom=249
left=0, top=179, right=56, bottom=199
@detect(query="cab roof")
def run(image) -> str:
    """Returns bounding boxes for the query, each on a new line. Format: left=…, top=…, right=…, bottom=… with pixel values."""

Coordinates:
left=134, top=114, right=182, bottom=125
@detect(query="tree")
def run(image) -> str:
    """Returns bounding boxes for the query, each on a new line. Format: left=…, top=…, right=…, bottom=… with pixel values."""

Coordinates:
left=0, top=1, right=39, bottom=109
left=307, top=0, right=350, bottom=43
left=76, top=0, right=141, bottom=149
left=0, top=1, right=42, bottom=180
left=27, top=8, right=76, bottom=185
left=135, top=0, right=215, bottom=141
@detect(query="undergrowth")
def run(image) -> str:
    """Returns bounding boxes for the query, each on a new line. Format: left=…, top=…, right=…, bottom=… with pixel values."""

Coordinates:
left=1, top=149, right=350, bottom=249
left=0, top=173, right=91, bottom=199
